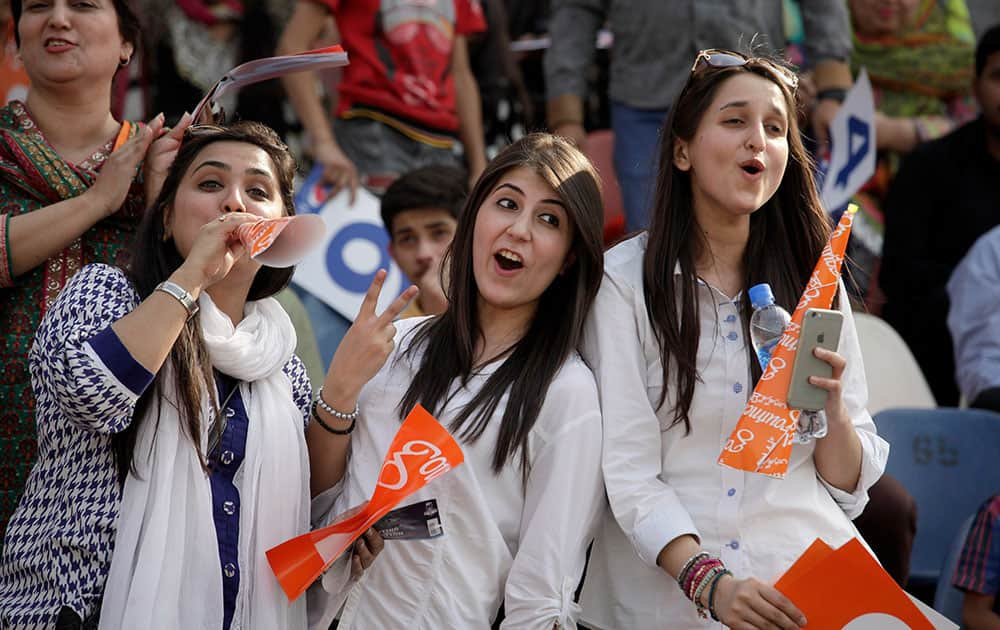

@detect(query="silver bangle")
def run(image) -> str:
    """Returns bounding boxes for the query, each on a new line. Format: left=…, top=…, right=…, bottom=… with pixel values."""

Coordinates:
left=315, top=386, right=360, bottom=421
left=155, top=281, right=199, bottom=321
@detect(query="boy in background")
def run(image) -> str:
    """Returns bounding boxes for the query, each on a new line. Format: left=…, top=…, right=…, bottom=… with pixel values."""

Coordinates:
left=381, top=165, right=468, bottom=318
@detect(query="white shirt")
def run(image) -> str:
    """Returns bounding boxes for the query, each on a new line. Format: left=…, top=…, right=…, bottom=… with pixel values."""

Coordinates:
left=578, top=235, right=889, bottom=629
left=947, top=225, right=1000, bottom=403
left=310, top=317, right=605, bottom=629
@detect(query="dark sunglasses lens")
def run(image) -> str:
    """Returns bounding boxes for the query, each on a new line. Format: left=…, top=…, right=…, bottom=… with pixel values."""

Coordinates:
left=706, top=53, right=748, bottom=68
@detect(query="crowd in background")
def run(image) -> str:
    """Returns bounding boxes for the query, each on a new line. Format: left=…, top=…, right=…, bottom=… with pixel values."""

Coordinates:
left=1, top=0, right=1000, bottom=628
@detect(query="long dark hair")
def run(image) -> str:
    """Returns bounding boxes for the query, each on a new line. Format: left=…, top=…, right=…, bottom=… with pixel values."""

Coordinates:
left=397, top=133, right=604, bottom=474
left=643, top=53, right=829, bottom=433
left=113, top=121, right=297, bottom=485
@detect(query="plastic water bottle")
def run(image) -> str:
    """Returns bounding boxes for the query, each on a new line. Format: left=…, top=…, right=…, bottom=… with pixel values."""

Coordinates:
left=748, top=283, right=827, bottom=443
left=748, top=283, right=791, bottom=372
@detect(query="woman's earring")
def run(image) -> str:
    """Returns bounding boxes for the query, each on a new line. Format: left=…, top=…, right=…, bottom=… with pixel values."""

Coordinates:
left=119, top=56, right=132, bottom=68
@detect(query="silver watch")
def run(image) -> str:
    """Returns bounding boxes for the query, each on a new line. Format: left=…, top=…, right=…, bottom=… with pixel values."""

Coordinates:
left=155, top=281, right=200, bottom=320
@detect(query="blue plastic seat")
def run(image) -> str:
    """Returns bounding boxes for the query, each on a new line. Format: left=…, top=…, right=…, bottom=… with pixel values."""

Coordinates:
left=873, top=408, right=1000, bottom=589
left=933, top=514, right=975, bottom=624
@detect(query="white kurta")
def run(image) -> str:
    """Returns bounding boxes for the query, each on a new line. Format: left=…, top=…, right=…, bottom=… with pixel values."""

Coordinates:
left=579, top=235, right=889, bottom=629
left=310, top=317, right=605, bottom=629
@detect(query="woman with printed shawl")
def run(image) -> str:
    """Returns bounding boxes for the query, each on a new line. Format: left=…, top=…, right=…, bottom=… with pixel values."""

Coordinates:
left=0, top=0, right=185, bottom=548
left=845, top=0, right=977, bottom=301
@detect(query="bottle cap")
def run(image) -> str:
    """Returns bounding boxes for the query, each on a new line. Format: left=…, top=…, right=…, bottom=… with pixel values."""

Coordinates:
left=748, top=283, right=775, bottom=309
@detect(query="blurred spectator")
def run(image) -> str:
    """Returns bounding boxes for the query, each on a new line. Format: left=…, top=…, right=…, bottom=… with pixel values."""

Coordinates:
left=853, top=0, right=976, bottom=157
left=380, top=165, right=468, bottom=318
left=0, top=0, right=179, bottom=550
left=278, top=0, right=487, bottom=198
left=880, top=23, right=1000, bottom=406
left=467, top=0, right=532, bottom=159
left=504, top=1, right=552, bottom=132
left=844, top=0, right=977, bottom=300
left=953, top=493, right=1000, bottom=628
left=0, top=0, right=28, bottom=105
left=947, top=225, right=1000, bottom=412
left=278, top=0, right=488, bottom=363
left=544, top=1, right=854, bottom=232
left=505, top=0, right=548, bottom=40
left=136, top=0, right=291, bottom=132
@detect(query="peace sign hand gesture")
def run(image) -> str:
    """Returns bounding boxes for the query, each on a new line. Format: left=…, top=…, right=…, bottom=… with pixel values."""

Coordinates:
left=321, top=270, right=419, bottom=412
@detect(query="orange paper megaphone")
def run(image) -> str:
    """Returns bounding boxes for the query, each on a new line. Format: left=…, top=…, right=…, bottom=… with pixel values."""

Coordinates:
left=266, top=405, right=465, bottom=602
left=235, top=214, right=326, bottom=268
left=717, top=205, right=857, bottom=477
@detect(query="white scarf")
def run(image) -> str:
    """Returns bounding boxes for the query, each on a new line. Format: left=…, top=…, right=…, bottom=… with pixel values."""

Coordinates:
left=100, top=293, right=309, bottom=630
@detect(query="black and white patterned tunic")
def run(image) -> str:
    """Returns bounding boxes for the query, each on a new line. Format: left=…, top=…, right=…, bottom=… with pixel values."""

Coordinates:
left=0, top=264, right=311, bottom=629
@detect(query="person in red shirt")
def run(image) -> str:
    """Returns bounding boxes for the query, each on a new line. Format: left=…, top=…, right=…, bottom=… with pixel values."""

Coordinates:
left=278, top=0, right=488, bottom=201
left=0, top=0, right=29, bottom=104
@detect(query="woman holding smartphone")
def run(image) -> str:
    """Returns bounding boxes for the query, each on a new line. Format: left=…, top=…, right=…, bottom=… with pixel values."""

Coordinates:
left=308, top=133, right=606, bottom=629
left=578, top=50, right=889, bottom=628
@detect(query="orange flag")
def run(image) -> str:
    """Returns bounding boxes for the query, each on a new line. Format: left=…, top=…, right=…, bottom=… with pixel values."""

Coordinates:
left=775, top=538, right=935, bottom=629
left=266, top=405, right=465, bottom=601
left=718, top=205, right=857, bottom=477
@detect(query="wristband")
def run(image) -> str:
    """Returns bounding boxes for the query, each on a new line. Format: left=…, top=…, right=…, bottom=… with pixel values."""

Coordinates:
left=311, top=399, right=356, bottom=435
left=708, top=569, right=733, bottom=621
left=816, top=87, right=848, bottom=103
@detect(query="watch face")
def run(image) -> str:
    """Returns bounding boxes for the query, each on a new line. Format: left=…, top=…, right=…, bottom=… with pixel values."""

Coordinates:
left=158, top=282, right=198, bottom=318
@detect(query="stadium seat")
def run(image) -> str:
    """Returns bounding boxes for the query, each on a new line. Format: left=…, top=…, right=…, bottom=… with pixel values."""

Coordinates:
left=873, top=407, right=1000, bottom=591
left=854, top=312, right=937, bottom=415
left=933, top=514, right=975, bottom=624
left=584, top=129, right=626, bottom=245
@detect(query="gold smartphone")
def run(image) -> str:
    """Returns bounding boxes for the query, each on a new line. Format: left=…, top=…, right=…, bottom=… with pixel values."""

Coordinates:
left=786, top=308, right=844, bottom=411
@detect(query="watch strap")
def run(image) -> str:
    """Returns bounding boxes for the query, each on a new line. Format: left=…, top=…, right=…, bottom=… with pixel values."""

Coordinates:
left=156, top=280, right=200, bottom=320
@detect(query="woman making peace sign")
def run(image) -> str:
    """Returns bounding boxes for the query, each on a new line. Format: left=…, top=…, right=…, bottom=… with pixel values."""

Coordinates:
left=308, top=133, right=607, bottom=630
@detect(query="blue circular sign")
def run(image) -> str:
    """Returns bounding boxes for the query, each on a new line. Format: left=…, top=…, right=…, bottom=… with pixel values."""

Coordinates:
left=325, top=223, right=391, bottom=293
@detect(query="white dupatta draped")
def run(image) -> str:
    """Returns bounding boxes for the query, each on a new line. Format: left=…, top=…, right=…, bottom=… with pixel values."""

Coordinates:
left=100, top=294, right=309, bottom=630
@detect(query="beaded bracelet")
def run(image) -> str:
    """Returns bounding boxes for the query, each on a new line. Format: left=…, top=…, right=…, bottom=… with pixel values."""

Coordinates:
left=310, top=399, right=356, bottom=435
left=685, top=559, right=716, bottom=600
left=676, top=551, right=709, bottom=591
left=687, top=557, right=723, bottom=599
left=315, top=386, right=360, bottom=421
left=694, top=565, right=726, bottom=619
left=708, top=569, right=733, bottom=621
left=690, top=560, right=721, bottom=599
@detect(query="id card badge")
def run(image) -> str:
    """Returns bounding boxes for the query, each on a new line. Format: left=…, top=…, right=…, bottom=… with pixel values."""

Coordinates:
left=373, top=499, right=443, bottom=540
